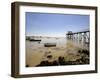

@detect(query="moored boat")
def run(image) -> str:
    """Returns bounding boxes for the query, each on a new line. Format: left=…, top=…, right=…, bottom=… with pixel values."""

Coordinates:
left=29, top=39, right=41, bottom=42
left=44, top=43, right=56, bottom=47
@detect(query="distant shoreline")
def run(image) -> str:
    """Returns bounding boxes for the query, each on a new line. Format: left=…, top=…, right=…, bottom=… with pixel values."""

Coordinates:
left=26, top=36, right=66, bottom=38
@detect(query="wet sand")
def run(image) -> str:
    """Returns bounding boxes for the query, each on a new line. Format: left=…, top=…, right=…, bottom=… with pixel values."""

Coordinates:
left=26, top=37, right=89, bottom=67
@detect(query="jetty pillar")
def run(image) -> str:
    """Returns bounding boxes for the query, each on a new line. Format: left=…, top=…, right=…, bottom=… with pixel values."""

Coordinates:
left=66, top=30, right=90, bottom=49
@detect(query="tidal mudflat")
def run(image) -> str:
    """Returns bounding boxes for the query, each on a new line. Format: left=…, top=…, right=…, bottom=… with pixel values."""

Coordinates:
left=26, top=37, right=89, bottom=67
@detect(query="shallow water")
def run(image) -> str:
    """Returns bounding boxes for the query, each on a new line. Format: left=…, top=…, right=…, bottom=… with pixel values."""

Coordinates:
left=26, top=37, right=89, bottom=67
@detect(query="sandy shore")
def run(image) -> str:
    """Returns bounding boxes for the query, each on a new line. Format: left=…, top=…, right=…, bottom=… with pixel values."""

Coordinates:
left=26, top=37, right=89, bottom=67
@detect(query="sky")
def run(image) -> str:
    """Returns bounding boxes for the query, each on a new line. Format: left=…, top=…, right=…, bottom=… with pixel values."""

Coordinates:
left=26, top=12, right=89, bottom=37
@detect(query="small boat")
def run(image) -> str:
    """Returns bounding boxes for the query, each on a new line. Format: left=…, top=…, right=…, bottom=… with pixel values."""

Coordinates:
left=44, top=43, right=56, bottom=47
left=29, top=39, right=41, bottom=42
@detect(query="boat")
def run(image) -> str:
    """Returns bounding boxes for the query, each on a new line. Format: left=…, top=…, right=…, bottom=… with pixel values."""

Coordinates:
left=29, top=39, right=41, bottom=42
left=44, top=43, right=56, bottom=47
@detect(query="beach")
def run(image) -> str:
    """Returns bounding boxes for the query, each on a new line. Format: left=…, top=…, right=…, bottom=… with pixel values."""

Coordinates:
left=26, top=37, right=89, bottom=67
